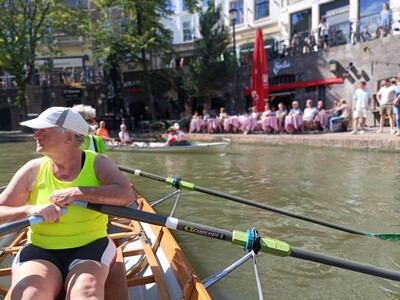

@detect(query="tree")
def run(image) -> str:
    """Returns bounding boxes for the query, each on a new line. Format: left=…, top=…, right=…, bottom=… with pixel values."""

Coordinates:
left=90, top=0, right=198, bottom=120
left=0, top=0, right=87, bottom=117
left=178, top=1, right=236, bottom=116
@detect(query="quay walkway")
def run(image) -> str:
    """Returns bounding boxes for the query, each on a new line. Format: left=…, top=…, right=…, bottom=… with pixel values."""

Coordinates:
left=1, top=128, right=400, bottom=152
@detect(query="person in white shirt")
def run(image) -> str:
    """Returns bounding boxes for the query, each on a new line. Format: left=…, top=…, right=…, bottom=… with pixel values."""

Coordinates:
left=351, top=81, right=372, bottom=134
left=118, top=124, right=132, bottom=144
left=376, top=78, right=396, bottom=133
left=302, top=99, right=318, bottom=130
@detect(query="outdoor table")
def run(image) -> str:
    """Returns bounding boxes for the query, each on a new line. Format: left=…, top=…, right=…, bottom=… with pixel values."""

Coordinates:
left=261, top=116, right=279, bottom=132
left=207, top=118, right=220, bottom=133
left=285, top=115, right=304, bottom=132
left=189, top=118, right=204, bottom=133
left=239, top=116, right=258, bottom=133
left=223, top=116, right=239, bottom=132
left=316, top=113, right=329, bottom=129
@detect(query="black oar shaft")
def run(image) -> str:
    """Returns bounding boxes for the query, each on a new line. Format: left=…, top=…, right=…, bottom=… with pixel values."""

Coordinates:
left=290, top=247, right=400, bottom=281
left=0, top=219, right=30, bottom=236
left=192, top=185, right=370, bottom=236
left=84, top=203, right=400, bottom=282
left=117, top=165, right=370, bottom=237
left=85, top=203, right=233, bottom=241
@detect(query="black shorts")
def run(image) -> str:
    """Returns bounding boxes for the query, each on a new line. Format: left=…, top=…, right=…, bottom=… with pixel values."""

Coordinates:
left=12, top=236, right=116, bottom=279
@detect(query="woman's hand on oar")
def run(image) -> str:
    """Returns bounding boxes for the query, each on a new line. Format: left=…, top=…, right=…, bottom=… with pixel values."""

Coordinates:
left=117, top=165, right=400, bottom=242
left=72, top=201, right=400, bottom=282
left=0, top=207, right=67, bottom=237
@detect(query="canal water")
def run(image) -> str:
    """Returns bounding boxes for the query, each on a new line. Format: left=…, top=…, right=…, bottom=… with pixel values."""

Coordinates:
left=0, top=141, right=399, bottom=299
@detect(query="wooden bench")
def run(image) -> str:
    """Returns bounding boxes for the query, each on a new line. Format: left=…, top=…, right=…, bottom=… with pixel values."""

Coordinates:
left=105, top=246, right=129, bottom=300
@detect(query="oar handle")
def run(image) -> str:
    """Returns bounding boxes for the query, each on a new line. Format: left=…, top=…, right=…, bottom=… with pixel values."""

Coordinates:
left=0, top=207, right=67, bottom=237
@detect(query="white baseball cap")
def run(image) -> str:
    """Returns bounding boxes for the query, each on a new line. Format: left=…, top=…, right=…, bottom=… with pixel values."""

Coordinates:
left=20, top=106, right=90, bottom=136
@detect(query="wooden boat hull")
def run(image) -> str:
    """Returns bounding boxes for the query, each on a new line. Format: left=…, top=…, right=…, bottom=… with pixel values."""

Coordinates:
left=0, top=198, right=211, bottom=300
left=106, top=141, right=230, bottom=155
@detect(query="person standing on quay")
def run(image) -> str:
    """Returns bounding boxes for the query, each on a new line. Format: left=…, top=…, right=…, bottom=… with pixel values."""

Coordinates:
left=351, top=81, right=371, bottom=134
left=392, top=78, right=400, bottom=136
left=376, top=78, right=396, bottom=133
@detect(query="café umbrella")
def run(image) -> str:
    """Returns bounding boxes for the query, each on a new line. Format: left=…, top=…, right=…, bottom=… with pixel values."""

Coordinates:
left=251, top=29, right=269, bottom=113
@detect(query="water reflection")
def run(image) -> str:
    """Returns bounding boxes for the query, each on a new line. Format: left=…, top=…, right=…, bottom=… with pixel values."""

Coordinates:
left=0, top=142, right=399, bottom=299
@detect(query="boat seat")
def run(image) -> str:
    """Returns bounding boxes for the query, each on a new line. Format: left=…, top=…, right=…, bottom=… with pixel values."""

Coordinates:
left=105, top=246, right=129, bottom=300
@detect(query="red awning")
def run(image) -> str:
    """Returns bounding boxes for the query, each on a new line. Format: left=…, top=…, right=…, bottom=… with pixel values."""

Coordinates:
left=243, top=77, right=344, bottom=96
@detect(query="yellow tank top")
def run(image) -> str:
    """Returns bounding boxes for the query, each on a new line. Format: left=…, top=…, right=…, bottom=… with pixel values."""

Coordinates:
left=28, top=151, right=108, bottom=249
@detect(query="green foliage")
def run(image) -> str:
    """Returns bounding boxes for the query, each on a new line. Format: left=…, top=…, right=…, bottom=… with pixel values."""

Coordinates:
left=179, top=2, right=235, bottom=99
left=90, top=0, right=197, bottom=70
left=0, top=0, right=88, bottom=108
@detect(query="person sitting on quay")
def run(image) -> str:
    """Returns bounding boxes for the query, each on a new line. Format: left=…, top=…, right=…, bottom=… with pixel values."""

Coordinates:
left=275, top=102, right=288, bottom=133
left=313, top=100, right=327, bottom=131
left=302, top=99, right=318, bottom=131
left=201, top=109, right=211, bottom=133
left=259, top=103, right=274, bottom=133
left=329, top=99, right=351, bottom=132
left=189, top=110, right=206, bottom=133
left=218, top=107, right=230, bottom=133
left=119, top=124, right=132, bottom=144
left=286, top=100, right=303, bottom=134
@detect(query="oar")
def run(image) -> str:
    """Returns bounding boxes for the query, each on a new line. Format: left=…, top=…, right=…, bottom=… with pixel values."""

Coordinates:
left=1, top=202, right=399, bottom=282
left=117, top=165, right=400, bottom=241
left=75, top=202, right=400, bottom=282
left=0, top=207, right=67, bottom=236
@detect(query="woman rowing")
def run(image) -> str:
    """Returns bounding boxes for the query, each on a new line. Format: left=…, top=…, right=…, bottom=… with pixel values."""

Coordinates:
left=0, top=106, right=136, bottom=299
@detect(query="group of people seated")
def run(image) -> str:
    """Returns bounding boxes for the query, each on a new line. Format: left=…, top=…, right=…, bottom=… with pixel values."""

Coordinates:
left=189, top=100, right=351, bottom=135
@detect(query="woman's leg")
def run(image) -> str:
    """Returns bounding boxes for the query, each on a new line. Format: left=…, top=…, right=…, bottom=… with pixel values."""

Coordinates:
left=65, top=261, right=109, bottom=300
left=7, top=260, right=63, bottom=300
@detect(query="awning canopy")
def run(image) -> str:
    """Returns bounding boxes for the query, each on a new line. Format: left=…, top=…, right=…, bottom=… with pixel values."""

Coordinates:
left=243, top=77, right=344, bottom=96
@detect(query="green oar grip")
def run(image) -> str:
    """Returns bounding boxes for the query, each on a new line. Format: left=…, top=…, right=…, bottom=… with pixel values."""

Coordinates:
left=232, top=230, right=291, bottom=257
left=166, top=177, right=195, bottom=190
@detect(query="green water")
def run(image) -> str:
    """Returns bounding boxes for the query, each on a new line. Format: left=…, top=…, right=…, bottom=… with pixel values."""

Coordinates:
left=1, top=142, right=399, bottom=299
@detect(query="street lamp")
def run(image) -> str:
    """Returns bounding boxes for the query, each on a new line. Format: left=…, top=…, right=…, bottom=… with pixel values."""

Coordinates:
left=229, top=8, right=238, bottom=57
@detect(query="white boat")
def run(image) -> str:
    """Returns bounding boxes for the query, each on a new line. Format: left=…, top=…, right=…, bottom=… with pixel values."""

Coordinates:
left=0, top=197, right=211, bottom=300
left=106, top=140, right=230, bottom=155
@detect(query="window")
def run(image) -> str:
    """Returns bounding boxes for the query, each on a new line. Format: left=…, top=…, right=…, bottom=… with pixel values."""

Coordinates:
left=320, top=0, right=350, bottom=46
left=182, top=0, right=188, bottom=12
left=166, top=0, right=173, bottom=11
left=255, top=0, right=269, bottom=20
left=359, top=0, right=386, bottom=36
left=290, top=9, right=311, bottom=43
left=182, top=21, right=192, bottom=42
left=230, top=1, right=244, bottom=24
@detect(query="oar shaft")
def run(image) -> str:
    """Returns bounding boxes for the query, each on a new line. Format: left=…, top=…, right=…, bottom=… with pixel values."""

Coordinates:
left=77, top=202, right=400, bottom=282
left=290, top=246, right=400, bottom=281
left=192, top=185, right=370, bottom=236
left=0, top=219, right=31, bottom=236
left=117, top=165, right=370, bottom=237
left=83, top=203, right=233, bottom=241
